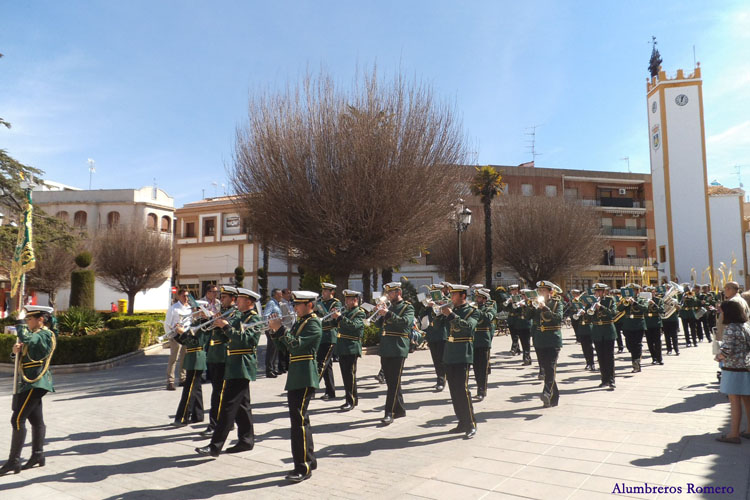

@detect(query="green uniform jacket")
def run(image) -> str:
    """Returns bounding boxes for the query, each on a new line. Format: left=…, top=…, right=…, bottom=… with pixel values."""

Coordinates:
left=529, top=298, right=564, bottom=349
left=678, top=293, right=700, bottom=320
left=375, top=299, right=414, bottom=358
left=335, top=306, right=366, bottom=356
left=440, top=303, right=480, bottom=364
left=644, top=298, right=664, bottom=329
left=316, top=298, right=342, bottom=345
left=176, top=327, right=210, bottom=371
left=218, top=309, right=261, bottom=381
left=423, top=308, right=448, bottom=343
left=474, top=300, right=497, bottom=349
left=505, top=297, right=532, bottom=330
left=206, top=306, right=237, bottom=364
left=618, top=298, right=648, bottom=331
left=589, top=296, right=617, bottom=342
left=273, top=312, right=323, bottom=391
left=15, top=323, right=55, bottom=394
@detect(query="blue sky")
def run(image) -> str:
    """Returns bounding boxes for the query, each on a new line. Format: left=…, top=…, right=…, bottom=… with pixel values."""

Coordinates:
left=1, top=1, right=748, bottom=207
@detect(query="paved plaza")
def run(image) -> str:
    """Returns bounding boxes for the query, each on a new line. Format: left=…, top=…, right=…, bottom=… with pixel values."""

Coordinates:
left=0, top=328, right=747, bottom=499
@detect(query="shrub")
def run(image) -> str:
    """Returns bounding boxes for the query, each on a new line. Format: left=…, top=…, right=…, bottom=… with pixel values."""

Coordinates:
left=70, top=269, right=95, bottom=309
left=57, top=307, right=104, bottom=336
left=105, top=314, right=165, bottom=329
left=74, top=251, right=92, bottom=268
left=234, top=266, right=245, bottom=287
left=363, top=323, right=380, bottom=347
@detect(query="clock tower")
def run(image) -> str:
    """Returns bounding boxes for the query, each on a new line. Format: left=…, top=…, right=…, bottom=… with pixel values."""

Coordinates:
left=646, top=44, right=712, bottom=283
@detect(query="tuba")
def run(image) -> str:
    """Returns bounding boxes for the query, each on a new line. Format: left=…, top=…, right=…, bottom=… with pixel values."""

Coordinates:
left=659, top=282, right=681, bottom=320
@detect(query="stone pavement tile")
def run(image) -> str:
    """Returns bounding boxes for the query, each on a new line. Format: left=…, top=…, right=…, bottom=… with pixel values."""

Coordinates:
left=406, top=478, right=490, bottom=499
left=490, top=476, right=577, bottom=499
left=435, top=466, right=509, bottom=490
left=543, top=445, right=612, bottom=463
left=472, top=446, right=540, bottom=466
left=479, top=491, right=532, bottom=500
left=577, top=476, right=660, bottom=500
left=567, top=487, right=647, bottom=500
left=484, top=437, right=555, bottom=455
left=457, top=456, right=527, bottom=477
left=602, top=451, right=673, bottom=472
left=664, top=471, right=746, bottom=494
left=591, top=463, right=670, bottom=484
left=528, top=454, right=601, bottom=475
left=556, top=436, right=622, bottom=453
left=511, top=465, right=590, bottom=489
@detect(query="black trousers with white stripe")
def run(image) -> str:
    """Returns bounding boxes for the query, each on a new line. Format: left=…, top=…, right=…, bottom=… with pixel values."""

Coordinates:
left=445, top=363, right=475, bottom=431
left=288, top=387, right=316, bottom=474
left=175, top=369, right=204, bottom=424
left=338, top=354, right=358, bottom=406
left=209, top=378, right=254, bottom=452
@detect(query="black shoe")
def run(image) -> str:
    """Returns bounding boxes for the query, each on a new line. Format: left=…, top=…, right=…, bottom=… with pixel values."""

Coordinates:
left=0, top=428, right=26, bottom=476
left=285, top=470, right=311, bottom=483
left=617, top=348, right=624, bottom=353
left=537, top=371, right=544, bottom=380
left=166, top=383, right=176, bottom=391
left=656, top=361, right=664, bottom=365
left=381, top=414, right=393, bottom=425
left=22, top=426, right=45, bottom=470
left=675, top=351, right=680, bottom=356
left=608, top=383, right=616, bottom=390
left=171, top=421, right=188, bottom=428
left=195, top=445, right=220, bottom=458
left=321, top=394, right=335, bottom=401
left=376, top=373, right=386, bottom=384
left=225, top=443, right=254, bottom=454
left=200, top=428, right=214, bottom=438
left=434, top=384, right=445, bottom=392
left=464, top=427, right=477, bottom=439
left=266, top=371, right=277, bottom=378
left=0, top=459, right=21, bottom=476
left=340, top=403, right=354, bottom=411
left=598, top=382, right=607, bottom=388
left=449, top=425, right=464, bottom=434
left=475, top=394, right=485, bottom=402
left=540, top=392, right=551, bottom=408
left=666, top=350, right=672, bottom=355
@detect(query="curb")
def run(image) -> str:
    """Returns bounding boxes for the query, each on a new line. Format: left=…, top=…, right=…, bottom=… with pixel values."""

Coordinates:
left=0, top=342, right=166, bottom=376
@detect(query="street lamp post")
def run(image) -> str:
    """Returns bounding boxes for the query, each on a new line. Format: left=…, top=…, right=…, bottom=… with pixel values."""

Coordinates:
left=454, top=199, right=472, bottom=284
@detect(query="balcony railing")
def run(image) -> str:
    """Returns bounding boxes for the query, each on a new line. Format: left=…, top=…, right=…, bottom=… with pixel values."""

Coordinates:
left=599, top=226, right=647, bottom=237
left=580, top=199, right=644, bottom=209
left=612, top=257, right=654, bottom=267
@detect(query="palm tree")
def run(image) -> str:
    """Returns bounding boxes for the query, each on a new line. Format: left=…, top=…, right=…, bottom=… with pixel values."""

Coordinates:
left=470, top=165, right=505, bottom=286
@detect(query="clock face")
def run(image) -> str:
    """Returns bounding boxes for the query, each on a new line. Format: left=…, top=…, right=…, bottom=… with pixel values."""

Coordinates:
left=652, top=102, right=657, bottom=113
left=675, top=94, right=689, bottom=106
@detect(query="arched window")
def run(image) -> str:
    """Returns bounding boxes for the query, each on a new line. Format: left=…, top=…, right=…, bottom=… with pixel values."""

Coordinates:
left=55, top=211, right=69, bottom=221
left=73, top=211, right=87, bottom=228
left=107, top=211, right=120, bottom=228
left=146, top=213, right=157, bottom=230
left=161, top=215, right=171, bottom=232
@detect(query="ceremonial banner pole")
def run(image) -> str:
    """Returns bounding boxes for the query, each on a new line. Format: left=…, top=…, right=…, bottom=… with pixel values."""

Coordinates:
left=10, top=187, right=36, bottom=394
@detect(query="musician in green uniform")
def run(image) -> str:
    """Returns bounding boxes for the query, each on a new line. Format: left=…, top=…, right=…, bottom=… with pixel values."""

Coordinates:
left=423, top=284, right=449, bottom=391
left=202, top=285, right=238, bottom=437
left=1, top=306, right=56, bottom=476
left=679, top=284, right=700, bottom=347
left=504, top=285, right=533, bottom=365
left=588, top=283, right=617, bottom=389
left=698, top=284, right=713, bottom=342
left=331, top=290, right=366, bottom=411
left=268, top=291, right=323, bottom=483
left=373, top=282, right=415, bottom=425
left=472, top=288, right=496, bottom=402
left=661, top=286, right=681, bottom=356
left=172, top=308, right=211, bottom=427
left=617, top=284, right=648, bottom=373
left=196, top=288, right=261, bottom=458
left=570, top=289, right=595, bottom=371
left=529, top=281, right=564, bottom=407
left=643, top=286, right=665, bottom=365
left=432, top=284, right=480, bottom=438
left=613, top=289, right=625, bottom=353
left=314, top=283, right=341, bottom=401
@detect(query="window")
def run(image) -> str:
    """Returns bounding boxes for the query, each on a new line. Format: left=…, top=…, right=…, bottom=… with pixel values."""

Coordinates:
left=73, top=211, right=87, bottom=228
left=161, top=215, right=171, bottom=232
left=626, top=246, right=637, bottom=257
left=203, top=218, right=216, bottom=237
left=55, top=210, right=69, bottom=221
left=564, top=187, right=578, bottom=199
left=659, top=246, right=666, bottom=263
left=545, top=185, right=557, bottom=197
left=185, top=222, right=196, bottom=238
left=146, top=213, right=157, bottom=230
left=625, top=218, right=637, bottom=229
left=107, top=211, right=120, bottom=228
left=521, top=184, right=533, bottom=196
left=601, top=217, right=612, bottom=227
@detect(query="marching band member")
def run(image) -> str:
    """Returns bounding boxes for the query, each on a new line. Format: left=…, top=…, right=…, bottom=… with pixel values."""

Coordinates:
left=436, top=284, right=480, bottom=438
left=698, top=284, right=714, bottom=342
left=472, top=288, right=496, bottom=402
left=268, top=291, right=323, bottom=483
left=1, top=306, right=55, bottom=476
left=202, top=285, right=238, bottom=437
left=617, top=284, right=647, bottom=373
left=589, top=283, right=617, bottom=389
left=196, top=288, right=261, bottom=458
left=315, top=283, right=341, bottom=401
left=644, top=286, right=665, bottom=365
left=529, top=281, right=564, bottom=407
left=505, top=285, right=533, bottom=365
left=662, top=287, right=681, bottom=356
left=373, top=282, right=414, bottom=425
left=332, top=290, right=366, bottom=411
left=424, top=283, right=449, bottom=391
left=570, top=289, right=595, bottom=371
left=171, top=310, right=210, bottom=427
left=612, top=288, right=625, bottom=353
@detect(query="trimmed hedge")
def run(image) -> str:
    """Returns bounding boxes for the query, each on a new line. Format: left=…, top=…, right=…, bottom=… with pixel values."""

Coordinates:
left=0, top=320, right=164, bottom=365
left=70, top=269, right=95, bottom=309
left=105, top=314, right=165, bottom=329
left=363, top=324, right=380, bottom=347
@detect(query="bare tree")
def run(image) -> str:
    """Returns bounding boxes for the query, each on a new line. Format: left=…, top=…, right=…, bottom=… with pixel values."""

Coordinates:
left=94, top=225, right=172, bottom=315
left=26, top=243, right=78, bottom=307
left=230, top=67, right=471, bottom=290
left=493, top=195, right=605, bottom=284
left=428, top=223, right=485, bottom=285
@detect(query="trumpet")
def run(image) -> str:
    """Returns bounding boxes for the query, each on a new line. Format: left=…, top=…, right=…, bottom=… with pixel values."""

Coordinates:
left=245, top=312, right=297, bottom=330
left=531, top=295, right=546, bottom=310
left=364, top=296, right=390, bottom=326
left=320, top=308, right=341, bottom=322
left=586, top=297, right=602, bottom=315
